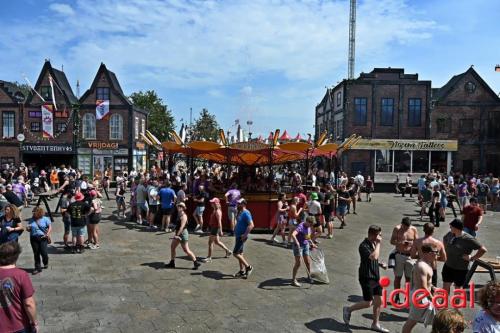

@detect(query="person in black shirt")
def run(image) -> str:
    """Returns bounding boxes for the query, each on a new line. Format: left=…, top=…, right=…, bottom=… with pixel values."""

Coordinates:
left=343, top=225, right=389, bottom=333
left=68, top=192, right=91, bottom=254
left=2, top=184, right=24, bottom=208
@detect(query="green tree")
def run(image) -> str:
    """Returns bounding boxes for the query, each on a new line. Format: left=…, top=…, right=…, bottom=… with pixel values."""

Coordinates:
left=192, top=108, right=219, bottom=141
left=11, top=81, right=31, bottom=101
left=129, top=90, right=175, bottom=142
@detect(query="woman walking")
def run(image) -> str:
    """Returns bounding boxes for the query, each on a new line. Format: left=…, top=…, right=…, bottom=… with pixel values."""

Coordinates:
left=87, top=190, right=102, bottom=249
left=201, top=198, right=232, bottom=262
left=165, top=202, right=201, bottom=270
left=27, top=207, right=52, bottom=275
left=0, top=204, right=23, bottom=244
left=270, top=193, right=289, bottom=244
left=290, top=216, right=316, bottom=287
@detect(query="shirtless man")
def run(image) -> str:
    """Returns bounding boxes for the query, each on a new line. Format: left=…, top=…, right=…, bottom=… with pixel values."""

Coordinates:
left=410, top=223, right=447, bottom=286
left=390, top=217, right=418, bottom=304
left=402, top=244, right=439, bottom=333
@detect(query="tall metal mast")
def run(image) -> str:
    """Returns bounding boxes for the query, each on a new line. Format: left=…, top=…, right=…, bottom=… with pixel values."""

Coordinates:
left=348, top=0, right=356, bottom=79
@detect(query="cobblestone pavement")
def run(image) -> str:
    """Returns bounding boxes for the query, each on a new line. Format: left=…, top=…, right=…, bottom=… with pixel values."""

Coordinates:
left=16, top=193, right=500, bottom=333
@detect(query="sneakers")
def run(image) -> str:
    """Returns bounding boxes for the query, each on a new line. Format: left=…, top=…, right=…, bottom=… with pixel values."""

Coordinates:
left=371, top=323, right=390, bottom=333
left=165, top=261, right=176, bottom=268
left=291, top=279, right=301, bottom=287
left=342, top=306, right=351, bottom=325
left=243, top=265, right=253, bottom=279
left=225, top=250, right=232, bottom=258
left=201, top=257, right=212, bottom=263
left=194, top=225, right=202, bottom=233
left=233, top=270, right=245, bottom=278
left=327, top=234, right=333, bottom=239
left=193, top=261, right=201, bottom=270
left=272, top=238, right=281, bottom=244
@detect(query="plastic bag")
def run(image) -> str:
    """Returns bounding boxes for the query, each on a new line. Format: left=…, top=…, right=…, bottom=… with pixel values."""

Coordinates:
left=309, top=248, right=330, bottom=284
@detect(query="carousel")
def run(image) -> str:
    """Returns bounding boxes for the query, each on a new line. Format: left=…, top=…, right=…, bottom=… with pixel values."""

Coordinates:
left=162, top=129, right=361, bottom=230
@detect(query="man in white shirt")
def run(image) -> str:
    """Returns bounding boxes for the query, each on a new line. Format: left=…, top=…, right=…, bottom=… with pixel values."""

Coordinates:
left=354, top=172, right=365, bottom=201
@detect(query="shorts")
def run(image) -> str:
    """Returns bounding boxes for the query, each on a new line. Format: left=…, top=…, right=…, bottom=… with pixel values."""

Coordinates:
left=89, top=213, right=101, bottom=225
left=233, top=236, right=247, bottom=254
left=116, top=196, right=125, bottom=205
left=161, top=207, right=174, bottom=216
left=137, top=202, right=149, bottom=212
left=394, top=253, right=415, bottom=278
left=195, top=206, right=205, bottom=216
left=336, top=206, right=347, bottom=216
left=149, top=205, right=159, bottom=215
left=477, top=196, right=487, bottom=205
left=210, top=227, right=220, bottom=236
left=408, top=293, right=434, bottom=324
left=179, top=228, right=189, bottom=243
left=277, top=215, right=287, bottom=225
left=323, top=210, right=332, bottom=222
left=228, top=206, right=238, bottom=221
left=441, top=264, right=468, bottom=287
left=288, top=219, right=298, bottom=226
left=292, top=242, right=310, bottom=257
left=63, top=218, right=71, bottom=234
left=359, top=279, right=382, bottom=302
left=71, top=226, right=87, bottom=237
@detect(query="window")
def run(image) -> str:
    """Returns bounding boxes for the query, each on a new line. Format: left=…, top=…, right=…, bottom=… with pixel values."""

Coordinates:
left=375, top=150, right=393, bottom=172
left=134, top=117, right=139, bottom=139
left=408, top=98, right=422, bottom=126
left=431, top=151, right=447, bottom=173
left=459, top=119, right=473, bottom=134
left=82, top=113, right=96, bottom=139
left=2, top=112, right=15, bottom=138
left=141, top=119, right=145, bottom=136
left=336, top=91, right=342, bottom=107
left=436, top=118, right=451, bottom=133
left=29, top=111, right=42, bottom=118
left=394, top=150, right=411, bottom=172
left=40, top=86, right=51, bottom=100
left=30, top=122, right=41, bottom=132
left=54, top=110, right=69, bottom=118
left=109, top=114, right=123, bottom=140
left=55, top=122, right=67, bottom=133
left=0, top=157, right=15, bottom=165
left=380, top=98, right=394, bottom=126
left=96, top=87, right=110, bottom=101
left=488, top=113, right=500, bottom=140
left=351, top=162, right=366, bottom=175
left=413, top=151, right=429, bottom=173
left=353, top=98, right=367, bottom=125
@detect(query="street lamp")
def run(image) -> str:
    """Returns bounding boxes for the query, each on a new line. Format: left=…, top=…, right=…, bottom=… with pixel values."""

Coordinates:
left=246, top=120, right=253, bottom=140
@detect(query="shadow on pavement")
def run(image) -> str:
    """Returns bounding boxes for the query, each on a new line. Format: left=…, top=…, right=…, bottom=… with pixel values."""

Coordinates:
left=252, top=238, right=288, bottom=249
left=192, top=270, right=233, bottom=280
left=305, top=317, right=364, bottom=332
left=141, top=262, right=166, bottom=270
left=258, top=277, right=298, bottom=290
left=362, top=312, right=407, bottom=322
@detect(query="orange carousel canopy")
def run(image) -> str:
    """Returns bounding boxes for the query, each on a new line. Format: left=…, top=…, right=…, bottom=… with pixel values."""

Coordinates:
left=161, top=139, right=338, bottom=166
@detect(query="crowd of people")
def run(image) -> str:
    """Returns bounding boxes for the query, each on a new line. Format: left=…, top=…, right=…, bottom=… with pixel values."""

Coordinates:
left=0, top=161, right=499, bottom=333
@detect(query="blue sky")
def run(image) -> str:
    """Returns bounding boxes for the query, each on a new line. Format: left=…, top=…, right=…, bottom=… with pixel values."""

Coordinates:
left=1, top=0, right=499, bottom=139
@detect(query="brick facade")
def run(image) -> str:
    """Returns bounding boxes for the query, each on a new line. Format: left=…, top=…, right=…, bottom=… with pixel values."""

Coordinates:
left=0, top=81, right=22, bottom=165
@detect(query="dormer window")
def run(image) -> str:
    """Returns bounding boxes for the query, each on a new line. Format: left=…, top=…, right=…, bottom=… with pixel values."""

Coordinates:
left=465, top=81, right=476, bottom=94
left=96, top=87, right=110, bottom=101
left=40, top=86, right=51, bottom=100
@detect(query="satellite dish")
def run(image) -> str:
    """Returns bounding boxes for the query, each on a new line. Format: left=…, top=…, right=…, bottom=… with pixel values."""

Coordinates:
left=17, top=133, right=25, bottom=142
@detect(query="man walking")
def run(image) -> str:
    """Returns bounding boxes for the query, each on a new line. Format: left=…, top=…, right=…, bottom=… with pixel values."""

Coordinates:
left=224, top=183, right=241, bottom=236
left=462, top=197, right=483, bottom=237
left=343, top=225, right=389, bottom=333
left=0, top=241, right=38, bottom=333
left=158, top=180, right=176, bottom=232
left=410, top=223, right=446, bottom=286
left=232, top=199, right=254, bottom=279
left=390, top=217, right=418, bottom=304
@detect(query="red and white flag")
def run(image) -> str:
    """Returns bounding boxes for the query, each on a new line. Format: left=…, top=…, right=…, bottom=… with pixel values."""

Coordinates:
left=96, top=99, right=110, bottom=120
left=42, top=104, right=54, bottom=138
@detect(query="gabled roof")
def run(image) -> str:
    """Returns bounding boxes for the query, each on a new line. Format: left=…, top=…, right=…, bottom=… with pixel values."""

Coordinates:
left=80, top=63, right=131, bottom=105
left=0, top=80, right=23, bottom=102
left=25, top=60, right=78, bottom=105
left=433, top=66, right=500, bottom=102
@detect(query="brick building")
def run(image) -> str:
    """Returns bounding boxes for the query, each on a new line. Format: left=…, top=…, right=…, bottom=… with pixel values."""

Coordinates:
left=77, top=63, right=149, bottom=177
left=22, top=60, right=78, bottom=167
left=0, top=81, right=24, bottom=165
left=430, top=67, right=500, bottom=175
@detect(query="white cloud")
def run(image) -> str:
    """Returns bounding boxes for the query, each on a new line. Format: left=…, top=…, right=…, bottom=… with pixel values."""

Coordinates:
left=240, top=86, right=253, bottom=96
left=49, top=3, right=75, bottom=16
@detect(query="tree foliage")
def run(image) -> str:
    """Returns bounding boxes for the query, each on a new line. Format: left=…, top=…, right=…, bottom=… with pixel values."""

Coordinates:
left=129, top=90, right=175, bottom=142
left=192, top=108, right=219, bottom=141
left=11, top=81, right=31, bottom=100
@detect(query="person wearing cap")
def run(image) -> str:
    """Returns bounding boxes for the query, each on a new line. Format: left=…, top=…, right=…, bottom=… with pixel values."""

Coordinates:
left=165, top=202, right=201, bottom=270
left=68, top=192, right=91, bottom=254
left=442, top=218, right=487, bottom=293
left=390, top=217, right=418, bottom=304
left=201, top=198, right=232, bottom=263
left=87, top=190, right=103, bottom=249
left=27, top=206, right=52, bottom=274
left=232, top=198, right=254, bottom=279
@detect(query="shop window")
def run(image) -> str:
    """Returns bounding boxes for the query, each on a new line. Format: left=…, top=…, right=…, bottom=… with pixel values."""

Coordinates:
left=96, top=87, right=110, bottom=101
left=82, top=113, right=96, bottom=139
left=431, top=151, right=447, bottom=173
left=351, top=162, right=366, bottom=175
left=436, top=118, right=451, bottom=133
left=380, top=98, right=394, bottom=126
left=30, top=122, right=41, bottom=132
left=135, top=117, right=139, bottom=139
left=408, top=98, right=421, bottom=127
left=487, top=112, right=500, bottom=140
left=40, top=86, right=51, bottom=101
left=353, top=98, right=367, bottom=125
left=109, top=114, right=123, bottom=140
left=413, top=151, right=429, bottom=173
left=2, top=111, right=15, bottom=138
left=459, top=119, right=473, bottom=134
left=78, top=155, right=91, bottom=176
left=114, top=158, right=128, bottom=175
left=29, top=111, right=42, bottom=118
left=375, top=150, right=393, bottom=172
left=55, top=122, right=67, bottom=133
left=394, top=150, right=411, bottom=172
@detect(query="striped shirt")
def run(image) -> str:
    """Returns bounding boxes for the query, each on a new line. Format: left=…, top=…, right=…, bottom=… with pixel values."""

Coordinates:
left=358, top=238, right=380, bottom=281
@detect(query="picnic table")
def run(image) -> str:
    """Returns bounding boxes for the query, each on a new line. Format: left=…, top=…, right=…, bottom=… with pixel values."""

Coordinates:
left=463, top=257, right=500, bottom=287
